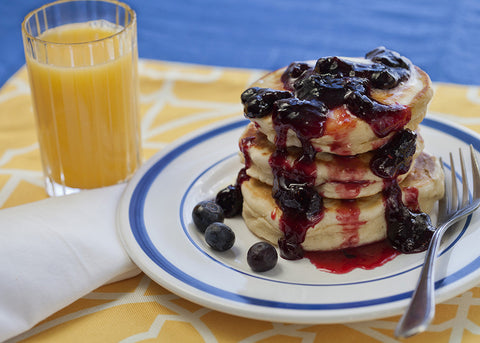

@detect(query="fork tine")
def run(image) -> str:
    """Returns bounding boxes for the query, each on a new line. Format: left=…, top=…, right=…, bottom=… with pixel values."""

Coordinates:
left=459, top=149, right=469, bottom=206
left=450, top=152, right=459, bottom=213
left=437, top=157, right=447, bottom=223
left=470, top=145, right=480, bottom=199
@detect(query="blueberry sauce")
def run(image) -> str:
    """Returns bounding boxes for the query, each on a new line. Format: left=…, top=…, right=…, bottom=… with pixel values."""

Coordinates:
left=215, top=135, right=255, bottom=219
left=335, top=199, right=365, bottom=248
left=304, top=240, right=400, bottom=274
left=403, top=187, right=420, bottom=212
left=273, top=180, right=324, bottom=260
left=382, top=179, right=434, bottom=253
left=369, top=130, right=435, bottom=254
left=281, top=62, right=311, bottom=91
left=325, top=107, right=359, bottom=155
left=237, top=135, right=255, bottom=185
left=269, top=144, right=322, bottom=260
left=268, top=98, right=326, bottom=259
left=325, top=154, right=371, bottom=198
left=333, top=180, right=373, bottom=199
left=239, top=47, right=433, bottom=266
left=370, top=129, right=417, bottom=179
left=241, top=87, right=292, bottom=119
left=291, top=51, right=412, bottom=138
left=241, top=47, right=412, bottom=139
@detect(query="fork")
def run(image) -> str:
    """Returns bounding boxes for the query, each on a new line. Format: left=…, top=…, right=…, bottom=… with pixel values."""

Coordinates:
left=395, top=145, right=480, bottom=338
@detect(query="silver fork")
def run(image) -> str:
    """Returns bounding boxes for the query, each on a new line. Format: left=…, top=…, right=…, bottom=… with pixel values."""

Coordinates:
left=395, top=145, right=480, bottom=338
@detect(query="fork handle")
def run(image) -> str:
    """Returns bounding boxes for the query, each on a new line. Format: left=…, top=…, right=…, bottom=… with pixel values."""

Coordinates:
left=394, top=224, right=446, bottom=338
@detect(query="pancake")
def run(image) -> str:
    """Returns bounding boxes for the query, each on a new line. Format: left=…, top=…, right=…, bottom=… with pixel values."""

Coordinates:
left=240, top=123, right=425, bottom=199
left=244, top=59, right=432, bottom=156
left=241, top=152, right=444, bottom=252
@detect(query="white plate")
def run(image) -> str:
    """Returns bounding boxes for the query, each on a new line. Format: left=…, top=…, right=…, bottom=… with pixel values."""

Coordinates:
left=117, top=115, right=480, bottom=324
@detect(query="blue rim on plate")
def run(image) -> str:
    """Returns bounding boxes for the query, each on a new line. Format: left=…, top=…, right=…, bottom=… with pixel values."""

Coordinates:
left=126, top=116, right=480, bottom=311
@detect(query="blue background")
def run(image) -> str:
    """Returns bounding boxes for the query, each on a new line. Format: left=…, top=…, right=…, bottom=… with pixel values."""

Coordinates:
left=1, top=0, right=479, bottom=87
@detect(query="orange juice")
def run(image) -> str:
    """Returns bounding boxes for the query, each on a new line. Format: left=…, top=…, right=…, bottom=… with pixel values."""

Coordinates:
left=25, top=20, right=140, bottom=191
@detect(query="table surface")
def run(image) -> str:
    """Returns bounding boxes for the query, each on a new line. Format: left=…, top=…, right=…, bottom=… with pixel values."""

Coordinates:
left=1, top=0, right=480, bottom=88
left=2, top=1, right=480, bottom=342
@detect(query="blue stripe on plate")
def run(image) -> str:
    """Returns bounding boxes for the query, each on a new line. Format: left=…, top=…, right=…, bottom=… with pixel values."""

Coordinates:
left=128, top=117, right=480, bottom=310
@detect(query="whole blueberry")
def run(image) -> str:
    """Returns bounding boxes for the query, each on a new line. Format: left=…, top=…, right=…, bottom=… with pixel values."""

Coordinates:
left=247, top=242, right=278, bottom=272
left=241, top=87, right=292, bottom=119
left=205, top=223, right=235, bottom=251
left=192, top=201, right=224, bottom=233
left=216, top=185, right=243, bottom=217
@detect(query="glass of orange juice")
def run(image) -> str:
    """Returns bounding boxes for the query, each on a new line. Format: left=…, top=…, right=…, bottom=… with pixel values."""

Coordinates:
left=21, top=0, right=141, bottom=196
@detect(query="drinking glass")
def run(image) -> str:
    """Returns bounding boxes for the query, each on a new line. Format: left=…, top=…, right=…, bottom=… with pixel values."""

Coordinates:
left=22, top=0, right=141, bottom=196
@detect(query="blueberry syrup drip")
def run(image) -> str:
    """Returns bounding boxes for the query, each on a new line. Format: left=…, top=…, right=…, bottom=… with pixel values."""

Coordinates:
left=273, top=179, right=324, bottom=260
left=237, top=135, right=255, bottom=185
left=273, top=98, right=328, bottom=161
left=335, top=199, right=365, bottom=248
left=326, top=154, right=371, bottom=198
left=269, top=149, right=323, bottom=260
left=404, top=187, right=420, bottom=212
left=333, top=180, right=373, bottom=199
left=369, top=129, right=434, bottom=253
left=383, top=179, right=434, bottom=253
left=268, top=98, right=326, bottom=260
left=218, top=135, right=255, bottom=219
left=345, top=92, right=410, bottom=138
left=370, top=129, right=417, bottom=179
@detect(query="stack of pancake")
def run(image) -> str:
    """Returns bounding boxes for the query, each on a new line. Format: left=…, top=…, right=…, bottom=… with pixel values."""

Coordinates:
left=238, top=48, right=444, bottom=258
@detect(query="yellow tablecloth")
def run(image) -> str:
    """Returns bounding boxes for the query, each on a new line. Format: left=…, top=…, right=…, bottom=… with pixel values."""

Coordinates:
left=2, top=59, right=480, bottom=342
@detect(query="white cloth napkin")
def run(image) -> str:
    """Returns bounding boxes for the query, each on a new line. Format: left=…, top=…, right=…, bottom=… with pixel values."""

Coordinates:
left=0, top=184, right=140, bottom=342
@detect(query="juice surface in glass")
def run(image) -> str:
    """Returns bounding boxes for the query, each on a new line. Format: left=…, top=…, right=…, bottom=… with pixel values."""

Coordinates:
left=25, top=20, right=140, bottom=191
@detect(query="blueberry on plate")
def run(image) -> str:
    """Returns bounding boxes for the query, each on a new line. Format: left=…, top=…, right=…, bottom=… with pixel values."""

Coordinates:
left=192, top=200, right=224, bottom=233
left=204, top=223, right=235, bottom=251
left=215, top=185, right=243, bottom=217
left=247, top=242, right=278, bottom=272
